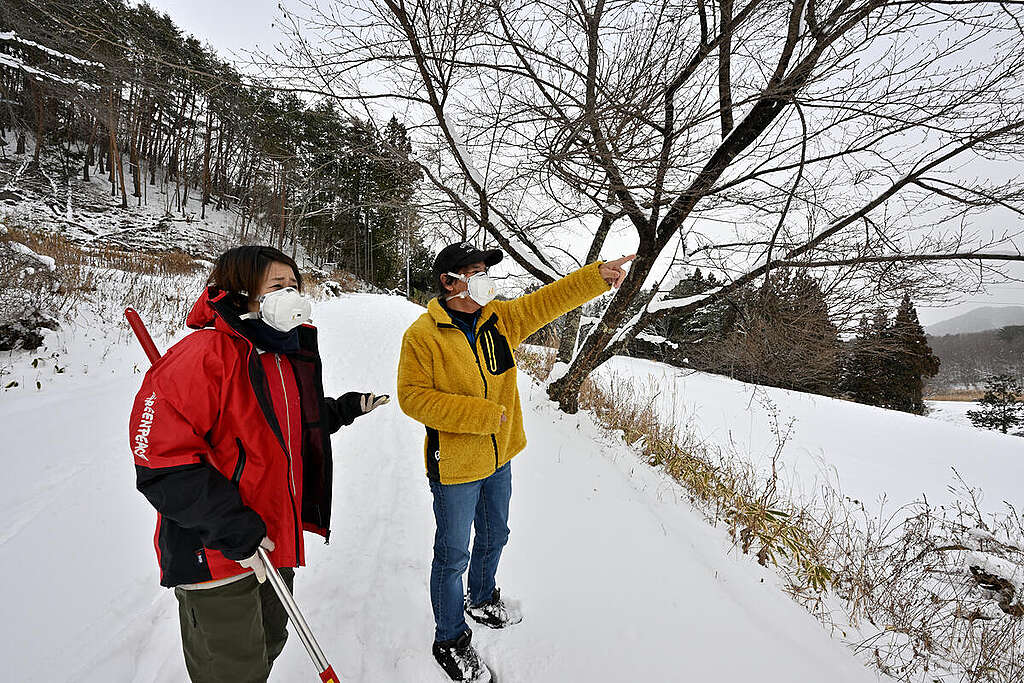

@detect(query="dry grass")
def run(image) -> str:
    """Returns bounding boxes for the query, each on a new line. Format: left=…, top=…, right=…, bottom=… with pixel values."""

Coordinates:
left=5, top=225, right=206, bottom=279
left=1, top=223, right=370, bottom=342
left=517, top=345, right=1024, bottom=682
left=304, top=269, right=365, bottom=298
left=1, top=223, right=210, bottom=342
left=927, top=390, right=985, bottom=402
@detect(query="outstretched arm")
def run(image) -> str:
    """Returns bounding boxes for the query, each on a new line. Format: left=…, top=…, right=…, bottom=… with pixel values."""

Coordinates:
left=323, top=392, right=389, bottom=433
left=496, top=255, right=635, bottom=347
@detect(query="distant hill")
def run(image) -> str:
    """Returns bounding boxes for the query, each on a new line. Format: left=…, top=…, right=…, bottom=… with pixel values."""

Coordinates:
left=926, top=306, right=1024, bottom=336
left=926, top=325, right=1024, bottom=391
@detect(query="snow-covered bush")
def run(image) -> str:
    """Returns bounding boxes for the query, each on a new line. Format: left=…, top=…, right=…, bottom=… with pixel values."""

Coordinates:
left=0, top=233, right=60, bottom=351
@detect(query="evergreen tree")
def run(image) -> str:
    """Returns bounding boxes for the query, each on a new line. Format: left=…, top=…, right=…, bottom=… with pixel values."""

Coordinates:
left=841, top=315, right=875, bottom=403
left=967, top=374, right=1024, bottom=434
left=886, top=294, right=940, bottom=414
left=842, top=297, right=941, bottom=413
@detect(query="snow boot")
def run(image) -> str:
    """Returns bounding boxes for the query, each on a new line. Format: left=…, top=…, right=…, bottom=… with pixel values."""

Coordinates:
left=465, top=588, right=523, bottom=629
left=432, top=629, right=492, bottom=682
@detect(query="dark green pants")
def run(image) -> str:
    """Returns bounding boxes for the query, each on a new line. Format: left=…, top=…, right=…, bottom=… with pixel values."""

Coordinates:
left=174, top=569, right=294, bottom=683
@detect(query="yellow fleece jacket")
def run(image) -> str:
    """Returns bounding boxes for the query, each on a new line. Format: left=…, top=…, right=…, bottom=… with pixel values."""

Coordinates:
left=397, top=262, right=611, bottom=484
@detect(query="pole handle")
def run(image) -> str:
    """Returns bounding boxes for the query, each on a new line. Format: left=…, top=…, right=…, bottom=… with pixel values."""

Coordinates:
left=125, top=308, right=161, bottom=364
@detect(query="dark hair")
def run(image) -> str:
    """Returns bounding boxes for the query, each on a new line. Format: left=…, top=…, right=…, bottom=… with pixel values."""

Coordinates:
left=207, top=246, right=302, bottom=311
left=437, top=272, right=455, bottom=296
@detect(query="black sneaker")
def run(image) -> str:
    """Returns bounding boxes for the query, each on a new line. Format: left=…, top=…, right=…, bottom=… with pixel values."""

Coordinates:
left=432, top=629, right=492, bottom=682
left=465, top=588, right=523, bottom=629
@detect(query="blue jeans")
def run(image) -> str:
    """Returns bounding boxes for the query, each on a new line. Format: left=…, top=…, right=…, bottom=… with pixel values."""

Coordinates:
left=429, top=463, right=512, bottom=643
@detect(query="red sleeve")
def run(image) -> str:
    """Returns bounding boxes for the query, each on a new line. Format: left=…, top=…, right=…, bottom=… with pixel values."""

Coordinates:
left=129, top=331, right=234, bottom=469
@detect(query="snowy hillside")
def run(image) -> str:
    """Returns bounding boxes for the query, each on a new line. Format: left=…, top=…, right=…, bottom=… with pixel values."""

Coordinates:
left=925, top=306, right=1024, bottom=337
left=1, top=131, right=264, bottom=258
left=0, top=292, right=887, bottom=683
left=594, top=358, right=1023, bottom=516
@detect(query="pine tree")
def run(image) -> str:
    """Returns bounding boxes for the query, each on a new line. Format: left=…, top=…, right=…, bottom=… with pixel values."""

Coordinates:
left=886, top=294, right=940, bottom=414
left=841, top=315, right=876, bottom=403
left=967, top=374, right=1024, bottom=434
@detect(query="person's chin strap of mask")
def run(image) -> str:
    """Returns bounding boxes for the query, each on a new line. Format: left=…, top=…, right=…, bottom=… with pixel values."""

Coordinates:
left=239, top=287, right=312, bottom=332
left=446, top=271, right=497, bottom=306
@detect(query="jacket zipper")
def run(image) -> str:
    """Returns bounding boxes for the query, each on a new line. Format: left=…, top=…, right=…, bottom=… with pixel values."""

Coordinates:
left=231, top=438, right=247, bottom=484
left=274, top=353, right=302, bottom=561
left=464, top=324, right=501, bottom=471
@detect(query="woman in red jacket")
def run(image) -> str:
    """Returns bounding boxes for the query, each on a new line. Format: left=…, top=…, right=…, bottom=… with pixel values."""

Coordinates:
left=129, top=245, right=387, bottom=683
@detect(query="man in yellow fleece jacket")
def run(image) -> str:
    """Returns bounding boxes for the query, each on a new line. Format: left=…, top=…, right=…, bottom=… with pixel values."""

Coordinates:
left=398, top=241, right=634, bottom=682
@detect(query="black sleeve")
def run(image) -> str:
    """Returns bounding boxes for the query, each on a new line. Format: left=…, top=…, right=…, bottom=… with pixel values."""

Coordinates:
left=323, top=391, right=365, bottom=433
left=136, top=463, right=266, bottom=561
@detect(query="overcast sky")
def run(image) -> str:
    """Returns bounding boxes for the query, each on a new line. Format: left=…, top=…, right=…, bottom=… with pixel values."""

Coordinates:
left=143, top=0, right=1023, bottom=327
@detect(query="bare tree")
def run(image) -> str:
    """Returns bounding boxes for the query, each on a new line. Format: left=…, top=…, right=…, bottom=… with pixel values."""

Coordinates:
left=274, top=0, right=1024, bottom=411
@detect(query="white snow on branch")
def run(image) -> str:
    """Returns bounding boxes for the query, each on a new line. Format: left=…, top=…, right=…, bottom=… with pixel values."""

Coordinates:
left=0, top=31, right=105, bottom=68
left=450, top=135, right=486, bottom=187
left=0, top=52, right=101, bottom=91
left=967, top=551, right=1023, bottom=602
left=649, top=290, right=720, bottom=313
left=603, top=289, right=719, bottom=354
left=636, top=332, right=679, bottom=349
left=493, top=214, right=562, bottom=281
left=547, top=361, right=570, bottom=384
left=8, top=241, right=57, bottom=272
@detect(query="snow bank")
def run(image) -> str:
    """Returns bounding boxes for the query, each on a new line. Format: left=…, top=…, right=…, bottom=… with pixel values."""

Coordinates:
left=597, top=357, right=1024, bottom=514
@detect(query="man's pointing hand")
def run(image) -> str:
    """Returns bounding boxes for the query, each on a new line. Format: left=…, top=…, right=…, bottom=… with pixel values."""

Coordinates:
left=599, top=254, right=636, bottom=288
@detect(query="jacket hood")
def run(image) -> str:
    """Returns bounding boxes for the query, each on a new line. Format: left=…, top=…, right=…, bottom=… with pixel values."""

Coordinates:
left=186, top=286, right=229, bottom=329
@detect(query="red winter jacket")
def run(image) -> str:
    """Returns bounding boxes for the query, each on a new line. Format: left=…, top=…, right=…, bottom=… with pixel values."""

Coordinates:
left=129, top=287, right=364, bottom=587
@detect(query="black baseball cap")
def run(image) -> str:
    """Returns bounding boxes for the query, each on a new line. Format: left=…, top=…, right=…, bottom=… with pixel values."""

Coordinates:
left=432, top=241, right=503, bottom=276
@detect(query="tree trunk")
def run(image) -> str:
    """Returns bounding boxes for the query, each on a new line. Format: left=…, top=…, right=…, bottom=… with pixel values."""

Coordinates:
left=555, top=212, right=614, bottom=364
left=84, top=119, right=97, bottom=182
left=149, top=106, right=161, bottom=185
left=202, top=105, right=212, bottom=219
left=109, top=88, right=128, bottom=209
left=278, top=163, right=287, bottom=250
left=548, top=253, right=657, bottom=412
left=127, top=79, right=141, bottom=199
left=33, top=88, right=44, bottom=163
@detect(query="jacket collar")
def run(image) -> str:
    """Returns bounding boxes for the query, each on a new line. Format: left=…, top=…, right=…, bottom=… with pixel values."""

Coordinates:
left=186, top=286, right=249, bottom=339
left=186, top=286, right=317, bottom=354
left=427, top=297, right=493, bottom=330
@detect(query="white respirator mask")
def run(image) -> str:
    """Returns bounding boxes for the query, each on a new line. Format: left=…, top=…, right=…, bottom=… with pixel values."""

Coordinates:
left=446, top=271, right=497, bottom=306
left=240, top=287, right=312, bottom=332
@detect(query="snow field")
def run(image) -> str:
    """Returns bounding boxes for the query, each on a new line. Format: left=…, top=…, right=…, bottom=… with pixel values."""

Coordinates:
left=0, top=293, right=885, bottom=682
left=594, top=358, right=1024, bottom=516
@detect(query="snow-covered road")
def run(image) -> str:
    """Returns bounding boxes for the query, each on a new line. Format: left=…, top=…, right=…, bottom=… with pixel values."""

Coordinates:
left=0, top=294, right=881, bottom=682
